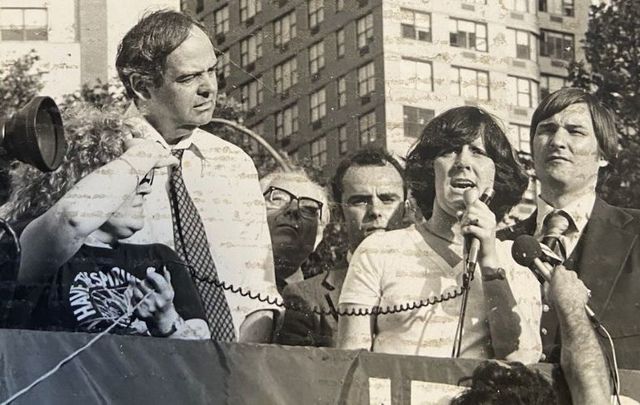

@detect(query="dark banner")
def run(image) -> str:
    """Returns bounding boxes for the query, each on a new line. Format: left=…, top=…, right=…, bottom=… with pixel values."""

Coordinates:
left=0, top=329, right=638, bottom=404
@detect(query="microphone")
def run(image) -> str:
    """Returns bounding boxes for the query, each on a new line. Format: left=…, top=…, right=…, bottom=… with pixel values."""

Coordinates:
left=511, top=235, right=596, bottom=320
left=464, top=188, right=495, bottom=271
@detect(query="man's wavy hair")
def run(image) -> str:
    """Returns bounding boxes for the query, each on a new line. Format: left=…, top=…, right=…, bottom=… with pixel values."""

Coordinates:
left=405, top=106, right=529, bottom=221
left=530, top=87, right=618, bottom=185
left=451, top=361, right=557, bottom=404
left=530, top=87, right=618, bottom=162
left=116, top=10, right=210, bottom=99
left=1, top=102, right=127, bottom=226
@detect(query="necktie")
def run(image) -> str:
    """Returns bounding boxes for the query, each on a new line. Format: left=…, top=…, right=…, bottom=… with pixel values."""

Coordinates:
left=541, top=210, right=571, bottom=261
left=168, top=149, right=236, bottom=341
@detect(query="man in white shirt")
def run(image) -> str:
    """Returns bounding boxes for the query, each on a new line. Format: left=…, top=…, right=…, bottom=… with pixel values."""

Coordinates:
left=114, top=10, right=280, bottom=342
left=500, top=87, right=640, bottom=370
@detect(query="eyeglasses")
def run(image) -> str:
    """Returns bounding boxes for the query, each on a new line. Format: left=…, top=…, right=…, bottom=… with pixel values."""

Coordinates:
left=263, top=186, right=323, bottom=220
left=139, top=169, right=155, bottom=186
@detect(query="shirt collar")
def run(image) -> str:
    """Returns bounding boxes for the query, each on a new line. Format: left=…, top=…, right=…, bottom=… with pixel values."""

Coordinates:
left=123, top=102, right=205, bottom=159
left=535, top=192, right=596, bottom=237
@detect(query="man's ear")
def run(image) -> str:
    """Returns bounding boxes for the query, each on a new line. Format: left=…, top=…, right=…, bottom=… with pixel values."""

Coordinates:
left=129, top=73, right=152, bottom=100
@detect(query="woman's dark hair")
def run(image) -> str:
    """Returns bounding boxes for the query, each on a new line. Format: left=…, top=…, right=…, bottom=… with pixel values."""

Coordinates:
left=451, top=361, right=558, bottom=405
left=405, top=106, right=529, bottom=221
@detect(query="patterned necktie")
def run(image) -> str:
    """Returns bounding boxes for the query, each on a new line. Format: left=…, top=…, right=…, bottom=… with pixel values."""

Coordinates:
left=168, top=149, right=235, bottom=341
left=541, top=210, right=571, bottom=261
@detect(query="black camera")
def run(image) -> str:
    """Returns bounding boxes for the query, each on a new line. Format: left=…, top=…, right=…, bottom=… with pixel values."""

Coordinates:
left=1, top=96, right=66, bottom=172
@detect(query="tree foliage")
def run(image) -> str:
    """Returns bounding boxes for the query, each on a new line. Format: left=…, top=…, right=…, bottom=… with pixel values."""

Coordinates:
left=60, top=79, right=128, bottom=112
left=568, top=0, right=640, bottom=208
left=0, top=50, right=43, bottom=122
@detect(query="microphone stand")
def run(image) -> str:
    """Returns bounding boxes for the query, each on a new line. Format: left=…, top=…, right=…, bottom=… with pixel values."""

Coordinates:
left=451, top=242, right=475, bottom=358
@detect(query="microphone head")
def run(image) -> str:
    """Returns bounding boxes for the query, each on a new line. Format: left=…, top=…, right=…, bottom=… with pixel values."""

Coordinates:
left=511, top=235, right=543, bottom=267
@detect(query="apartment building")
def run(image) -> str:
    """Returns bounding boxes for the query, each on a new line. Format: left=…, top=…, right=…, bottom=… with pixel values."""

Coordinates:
left=183, top=0, right=589, bottom=217
left=185, top=0, right=587, bottom=162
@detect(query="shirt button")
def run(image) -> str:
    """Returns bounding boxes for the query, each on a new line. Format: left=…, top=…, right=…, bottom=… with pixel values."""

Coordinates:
left=542, top=304, right=550, bottom=313
left=540, top=353, right=547, bottom=361
left=541, top=327, right=548, bottom=335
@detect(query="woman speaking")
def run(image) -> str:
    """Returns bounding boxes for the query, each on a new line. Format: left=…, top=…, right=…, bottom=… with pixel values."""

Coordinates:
left=337, top=107, right=541, bottom=363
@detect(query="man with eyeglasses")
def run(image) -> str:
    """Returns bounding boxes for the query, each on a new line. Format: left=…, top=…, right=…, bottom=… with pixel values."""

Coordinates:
left=275, top=148, right=406, bottom=347
left=260, top=170, right=330, bottom=294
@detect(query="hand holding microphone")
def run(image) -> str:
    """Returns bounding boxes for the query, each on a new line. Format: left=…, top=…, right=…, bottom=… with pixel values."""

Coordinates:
left=459, top=188, right=496, bottom=271
left=511, top=235, right=597, bottom=322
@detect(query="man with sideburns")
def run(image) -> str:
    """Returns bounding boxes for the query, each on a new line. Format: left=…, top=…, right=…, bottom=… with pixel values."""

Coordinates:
left=500, top=88, right=640, bottom=371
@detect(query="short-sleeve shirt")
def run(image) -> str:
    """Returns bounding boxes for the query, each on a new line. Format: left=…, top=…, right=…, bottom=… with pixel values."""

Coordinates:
left=27, top=243, right=205, bottom=335
left=339, top=225, right=541, bottom=358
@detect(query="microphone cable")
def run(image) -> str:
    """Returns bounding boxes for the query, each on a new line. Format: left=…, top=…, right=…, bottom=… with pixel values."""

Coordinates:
left=0, top=289, right=154, bottom=405
left=171, top=260, right=471, bottom=318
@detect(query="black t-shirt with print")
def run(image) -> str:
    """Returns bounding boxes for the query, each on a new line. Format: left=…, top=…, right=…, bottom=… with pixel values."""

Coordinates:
left=28, top=243, right=205, bottom=335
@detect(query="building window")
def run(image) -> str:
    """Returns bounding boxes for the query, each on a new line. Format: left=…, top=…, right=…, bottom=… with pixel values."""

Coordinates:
left=240, top=31, right=263, bottom=67
left=336, top=28, right=345, bottom=58
left=400, top=57, right=433, bottom=91
left=241, top=79, right=263, bottom=111
left=508, top=0, right=529, bottom=12
left=308, top=0, right=324, bottom=29
left=309, top=41, right=325, bottom=75
left=338, top=125, right=348, bottom=155
left=310, top=87, right=326, bottom=122
left=403, top=106, right=434, bottom=138
left=310, top=136, right=328, bottom=167
left=0, top=7, right=48, bottom=41
left=451, top=67, right=490, bottom=100
left=275, top=104, right=299, bottom=141
left=356, top=13, right=374, bottom=49
left=336, top=0, right=344, bottom=11
left=400, top=8, right=431, bottom=42
left=511, top=123, right=531, bottom=154
left=216, top=51, right=231, bottom=80
left=508, top=76, right=539, bottom=108
left=357, top=62, right=375, bottom=98
left=359, top=111, right=376, bottom=145
left=274, top=57, right=297, bottom=94
left=449, top=18, right=487, bottom=52
left=540, top=30, right=574, bottom=61
left=507, top=28, right=537, bottom=61
left=540, top=74, right=566, bottom=99
left=337, top=76, right=347, bottom=108
left=274, top=11, right=296, bottom=49
left=240, top=0, right=261, bottom=23
left=214, top=6, right=229, bottom=35
left=539, top=0, right=574, bottom=17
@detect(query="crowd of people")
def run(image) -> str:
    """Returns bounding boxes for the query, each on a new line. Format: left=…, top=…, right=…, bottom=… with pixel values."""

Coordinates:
left=0, top=9, right=638, bottom=405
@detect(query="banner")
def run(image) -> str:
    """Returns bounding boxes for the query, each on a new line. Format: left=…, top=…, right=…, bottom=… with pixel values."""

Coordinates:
left=0, top=329, right=638, bottom=404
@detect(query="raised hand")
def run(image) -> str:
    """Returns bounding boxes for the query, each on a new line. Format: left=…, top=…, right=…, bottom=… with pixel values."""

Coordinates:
left=130, top=267, right=181, bottom=336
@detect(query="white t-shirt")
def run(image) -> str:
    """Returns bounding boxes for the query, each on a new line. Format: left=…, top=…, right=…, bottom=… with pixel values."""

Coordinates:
left=340, top=224, right=541, bottom=359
